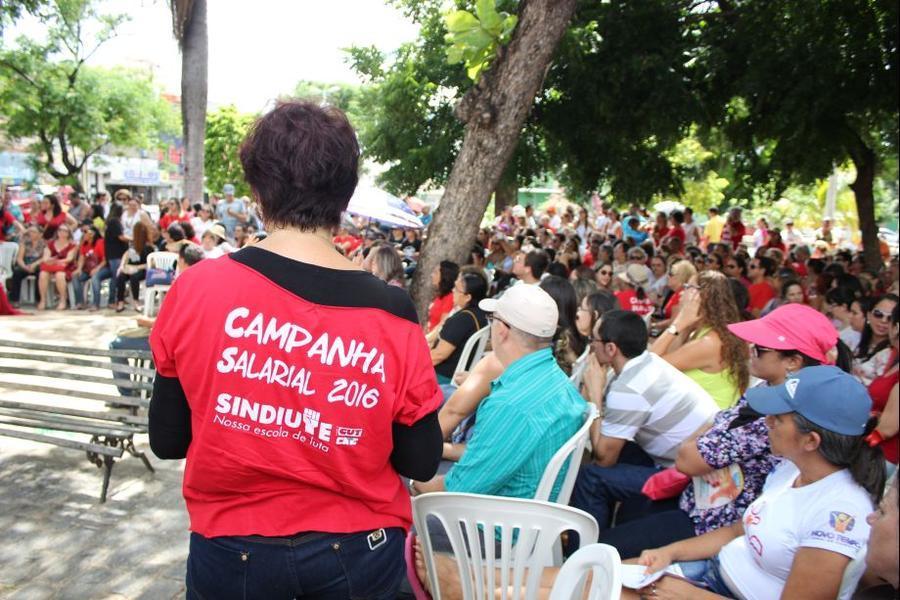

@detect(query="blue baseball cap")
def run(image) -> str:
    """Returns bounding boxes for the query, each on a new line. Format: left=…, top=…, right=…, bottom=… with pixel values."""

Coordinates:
left=223, top=183, right=235, bottom=195
left=747, top=366, right=872, bottom=436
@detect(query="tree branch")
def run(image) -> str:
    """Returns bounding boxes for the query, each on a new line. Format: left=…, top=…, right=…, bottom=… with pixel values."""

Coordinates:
left=37, top=130, right=69, bottom=179
left=0, top=58, right=40, bottom=88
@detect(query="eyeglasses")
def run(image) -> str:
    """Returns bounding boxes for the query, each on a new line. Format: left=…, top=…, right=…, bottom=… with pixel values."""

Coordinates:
left=598, top=269, right=612, bottom=276
left=682, top=283, right=700, bottom=291
left=870, top=309, right=892, bottom=322
left=588, top=335, right=609, bottom=345
left=488, top=314, right=510, bottom=328
left=749, top=264, right=760, bottom=270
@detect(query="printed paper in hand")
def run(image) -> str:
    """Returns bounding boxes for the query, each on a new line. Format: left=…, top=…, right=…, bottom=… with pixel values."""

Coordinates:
left=620, top=563, right=685, bottom=589
left=693, top=464, right=744, bottom=510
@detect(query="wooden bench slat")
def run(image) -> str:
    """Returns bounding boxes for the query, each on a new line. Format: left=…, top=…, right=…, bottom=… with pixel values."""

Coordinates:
left=0, top=383, right=148, bottom=408
left=0, top=352, right=156, bottom=378
left=0, top=400, right=148, bottom=427
left=0, top=367, right=153, bottom=391
left=0, top=416, right=138, bottom=437
left=0, top=407, right=145, bottom=433
left=0, top=339, right=152, bottom=360
left=0, top=426, right=125, bottom=457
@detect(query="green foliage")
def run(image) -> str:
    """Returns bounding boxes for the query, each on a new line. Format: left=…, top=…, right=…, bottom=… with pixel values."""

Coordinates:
left=291, top=80, right=365, bottom=126
left=0, top=0, right=176, bottom=184
left=443, top=0, right=517, bottom=81
left=204, top=105, right=255, bottom=198
left=698, top=0, right=898, bottom=189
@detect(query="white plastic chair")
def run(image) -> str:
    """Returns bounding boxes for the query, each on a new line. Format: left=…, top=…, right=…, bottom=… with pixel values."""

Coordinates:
left=535, top=403, right=599, bottom=564
left=568, top=347, right=591, bottom=389
left=0, top=242, right=18, bottom=291
left=142, top=251, right=178, bottom=317
left=451, top=325, right=491, bottom=386
left=548, top=543, right=622, bottom=600
left=413, top=493, right=599, bottom=600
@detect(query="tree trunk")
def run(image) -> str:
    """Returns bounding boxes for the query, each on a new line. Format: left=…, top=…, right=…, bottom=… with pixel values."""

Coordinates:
left=494, top=179, right=518, bottom=217
left=181, top=0, right=208, bottom=205
left=409, top=0, right=577, bottom=322
left=849, top=148, right=881, bottom=273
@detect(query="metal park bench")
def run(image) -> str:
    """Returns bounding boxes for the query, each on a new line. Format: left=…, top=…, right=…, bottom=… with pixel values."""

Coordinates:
left=0, top=338, right=155, bottom=502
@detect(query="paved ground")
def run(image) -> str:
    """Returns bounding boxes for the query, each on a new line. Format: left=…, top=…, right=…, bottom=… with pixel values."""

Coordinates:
left=0, top=311, right=189, bottom=600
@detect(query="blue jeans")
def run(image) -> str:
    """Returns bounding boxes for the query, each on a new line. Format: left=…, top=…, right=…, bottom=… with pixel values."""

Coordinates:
left=109, top=333, right=150, bottom=396
left=597, top=508, right=695, bottom=559
left=72, top=271, right=91, bottom=306
left=569, top=443, right=661, bottom=532
left=90, top=258, right=120, bottom=307
left=675, top=557, right=737, bottom=598
left=186, top=528, right=405, bottom=600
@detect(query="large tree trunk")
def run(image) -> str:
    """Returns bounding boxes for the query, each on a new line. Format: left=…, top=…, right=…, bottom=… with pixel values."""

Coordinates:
left=181, top=0, right=208, bottom=205
left=847, top=134, right=882, bottom=272
left=410, top=0, right=577, bottom=322
left=494, top=179, right=518, bottom=217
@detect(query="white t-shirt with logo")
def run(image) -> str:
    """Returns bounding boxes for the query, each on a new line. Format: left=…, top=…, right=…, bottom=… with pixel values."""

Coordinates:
left=718, top=460, right=872, bottom=600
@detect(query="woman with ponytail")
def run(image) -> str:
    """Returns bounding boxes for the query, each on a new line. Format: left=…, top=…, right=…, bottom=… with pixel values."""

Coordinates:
left=631, top=367, right=882, bottom=600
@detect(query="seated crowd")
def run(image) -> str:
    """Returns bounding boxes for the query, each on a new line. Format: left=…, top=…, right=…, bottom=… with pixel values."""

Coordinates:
left=390, top=203, right=898, bottom=599
left=5, top=165, right=899, bottom=598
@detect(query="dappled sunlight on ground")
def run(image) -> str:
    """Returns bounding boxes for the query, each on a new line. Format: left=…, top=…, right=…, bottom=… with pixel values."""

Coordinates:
left=0, top=313, right=189, bottom=599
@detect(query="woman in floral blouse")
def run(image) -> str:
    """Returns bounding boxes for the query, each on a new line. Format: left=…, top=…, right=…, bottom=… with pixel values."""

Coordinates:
left=597, top=304, right=850, bottom=558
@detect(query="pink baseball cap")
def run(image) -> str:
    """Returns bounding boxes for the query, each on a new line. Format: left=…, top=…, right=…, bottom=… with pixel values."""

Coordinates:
left=727, top=304, right=837, bottom=364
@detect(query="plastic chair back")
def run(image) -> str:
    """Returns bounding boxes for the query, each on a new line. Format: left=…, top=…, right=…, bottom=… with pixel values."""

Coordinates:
left=0, top=242, right=19, bottom=285
left=451, top=325, right=491, bottom=384
left=413, top=493, right=599, bottom=600
left=548, top=543, right=622, bottom=600
left=568, top=347, right=591, bottom=389
left=146, top=251, right=178, bottom=271
left=535, top=403, right=598, bottom=505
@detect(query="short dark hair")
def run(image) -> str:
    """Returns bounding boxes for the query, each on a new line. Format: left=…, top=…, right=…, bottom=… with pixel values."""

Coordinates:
left=755, top=255, right=776, bottom=277
left=671, top=210, right=684, bottom=225
left=239, top=100, right=360, bottom=232
left=438, top=260, right=460, bottom=297
left=524, top=250, right=550, bottom=279
left=598, top=310, right=647, bottom=358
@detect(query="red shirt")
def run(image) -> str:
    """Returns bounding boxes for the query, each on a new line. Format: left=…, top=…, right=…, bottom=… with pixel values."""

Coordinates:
left=79, top=238, right=105, bottom=263
left=748, top=281, right=776, bottom=312
left=333, top=234, right=362, bottom=254
left=0, top=211, right=16, bottom=242
left=869, top=357, right=898, bottom=464
left=582, top=251, right=595, bottom=268
left=665, top=225, right=686, bottom=245
left=159, top=213, right=189, bottom=232
left=428, top=292, right=455, bottom=330
left=150, top=250, right=441, bottom=537
left=664, top=288, right=683, bottom=319
left=615, top=289, right=655, bottom=316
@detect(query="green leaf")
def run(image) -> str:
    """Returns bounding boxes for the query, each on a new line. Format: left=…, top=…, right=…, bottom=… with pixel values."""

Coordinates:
left=444, top=10, right=480, bottom=33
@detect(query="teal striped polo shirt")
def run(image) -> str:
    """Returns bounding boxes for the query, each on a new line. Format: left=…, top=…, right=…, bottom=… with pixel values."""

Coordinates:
left=445, top=347, right=586, bottom=499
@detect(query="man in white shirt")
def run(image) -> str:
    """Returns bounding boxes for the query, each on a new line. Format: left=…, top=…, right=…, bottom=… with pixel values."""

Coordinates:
left=570, top=310, right=717, bottom=532
left=782, top=218, right=803, bottom=248
left=511, top=249, right=549, bottom=285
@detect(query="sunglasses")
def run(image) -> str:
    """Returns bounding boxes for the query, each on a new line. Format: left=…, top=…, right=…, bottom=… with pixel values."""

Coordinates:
left=870, top=309, right=892, bottom=322
left=751, top=344, right=776, bottom=358
left=598, top=269, right=612, bottom=276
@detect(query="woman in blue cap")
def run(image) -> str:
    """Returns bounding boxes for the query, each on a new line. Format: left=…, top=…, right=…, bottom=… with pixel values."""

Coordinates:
left=630, top=366, right=885, bottom=600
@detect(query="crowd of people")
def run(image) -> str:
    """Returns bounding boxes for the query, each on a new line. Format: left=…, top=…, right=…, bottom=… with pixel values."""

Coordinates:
left=3, top=98, right=898, bottom=599
left=0, top=184, right=268, bottom=313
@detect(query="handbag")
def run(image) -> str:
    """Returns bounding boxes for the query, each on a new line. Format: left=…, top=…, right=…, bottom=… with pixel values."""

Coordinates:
left=641, top=467, right=691, bottom=500
left=145, top=267, right=174, bottom=287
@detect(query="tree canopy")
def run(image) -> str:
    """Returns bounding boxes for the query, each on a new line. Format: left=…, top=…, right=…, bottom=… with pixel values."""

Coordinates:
left=0, top=0, right=178, bottom=186
left=204, top=104, right=254, bottom=197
